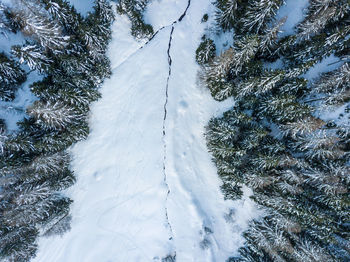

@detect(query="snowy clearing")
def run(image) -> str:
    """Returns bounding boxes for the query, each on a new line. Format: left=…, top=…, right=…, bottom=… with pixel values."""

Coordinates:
left=0, top=71, right=38, bottom=132
left=33, top=1, right=257, bottom=261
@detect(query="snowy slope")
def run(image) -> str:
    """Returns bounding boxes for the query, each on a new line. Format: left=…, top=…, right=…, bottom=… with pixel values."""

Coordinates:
left=33, top=1, right=257, bottom=261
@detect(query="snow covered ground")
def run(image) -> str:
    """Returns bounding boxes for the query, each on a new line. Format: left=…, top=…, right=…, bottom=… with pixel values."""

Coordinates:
left=0, top=71, right=38, bottom=132
left=276, top=0, right=309, bottom=36
left=67, top=0, right=94, bottom=15
left=33, top=1, right=258, bottom=261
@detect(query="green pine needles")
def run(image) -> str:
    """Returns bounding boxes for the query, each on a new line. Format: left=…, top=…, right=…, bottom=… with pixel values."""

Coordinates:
left=0, top=52, right=26, bottom=101
left=200, top=0, right=350, bottom=261
left=0, top=0, right=114, bottom=261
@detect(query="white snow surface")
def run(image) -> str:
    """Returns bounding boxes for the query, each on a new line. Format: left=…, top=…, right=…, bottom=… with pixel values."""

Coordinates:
left=304, top=54, right=341, bottom=81
left=276, top=0, right=309, bottom=37
left=66, top=0, right=94, bottom=15
left=33, top=1, right=257, bottom=261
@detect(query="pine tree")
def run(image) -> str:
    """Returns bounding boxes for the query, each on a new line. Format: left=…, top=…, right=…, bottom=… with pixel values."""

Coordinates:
left=202, top=34, right=262, bottom=101
left=239, top=0, right=284, bottom=34
left=297, top=0, right=349, bottom=40
left=117, top=0, right=153, bottom=39
left=0, top=226, right=38, bottom=262
left=40, top=0, right=83, bottom=35
left=196, top=37, right=216, bottom=65
left=257, top=94, right=311, bottom=123
left=215, top=0, right=239, bottom=31
left=43, top=214, right=72, bottom=237
left=12, top=43, right=53, bottom=73
left=0, top=52, right=26, bottom=101
left=231, top=35, right=260, bottom=74
left=307, top=62, right=350, bottom=110
left=10, top=0, right=70, bottom=50
left=0, top=3, right=14, bottom=35
left=202, top=48, right=236, bottom=100
left=280, top=116, right=325, bottom=138
left=284, top=0, right=350, bottom=65
left=27, top=100, right=85, bottom=130
left=30, top=78, right=101, bottom=109
left=258, top=17, right=286, bottom=58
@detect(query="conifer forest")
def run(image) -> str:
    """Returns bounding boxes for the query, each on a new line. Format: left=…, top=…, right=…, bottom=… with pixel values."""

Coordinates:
left=0, top=0, right=349, bottom=261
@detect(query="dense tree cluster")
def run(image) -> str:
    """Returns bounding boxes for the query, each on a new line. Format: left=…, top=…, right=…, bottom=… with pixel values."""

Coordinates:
left=195, top=36, right=216, bottom=65
left=200, top=0, right=350, bottom=261
left=0, top=0, right=114, bottom=261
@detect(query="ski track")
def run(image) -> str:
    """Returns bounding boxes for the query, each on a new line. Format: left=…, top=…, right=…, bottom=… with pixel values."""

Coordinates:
left=33, top=1, right=258, bottom=261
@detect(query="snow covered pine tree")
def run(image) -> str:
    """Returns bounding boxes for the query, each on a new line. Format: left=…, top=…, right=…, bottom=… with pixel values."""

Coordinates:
left=116, top=0, right=153, bottom=39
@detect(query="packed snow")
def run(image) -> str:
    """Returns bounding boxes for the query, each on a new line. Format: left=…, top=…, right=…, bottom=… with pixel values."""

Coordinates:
left=33, top=0, right=258, bottom=261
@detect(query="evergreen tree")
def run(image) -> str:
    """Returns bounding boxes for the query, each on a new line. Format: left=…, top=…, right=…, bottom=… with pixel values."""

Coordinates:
left=215, top=0, right=239, bottom=31
left=12, top=43, right=52, bottom=73
left=117, top=0, right=153, bottom=39
left=0, top=3, right=13, bottom=35
left=0, top=226, right=38, bottom=262
left=258, top=17, right=286, bottom=58
left=297, top=0, right=349, bottom=40
left=306, top=62, right=350, bottom=110
left=40, top=0, right=83, bottom=35
left=27, top=100, right=85, bottom=130
left=196, top=36, right=216, bottom=65
left=10, top=0, right=70, bottom=50
left=0, top=52, right=26, bottom=101
left=240, top=0, right=284, bottom=34
left=283, top=1, right=350, bottom=65
left=43, top=214, right=72, bottom=237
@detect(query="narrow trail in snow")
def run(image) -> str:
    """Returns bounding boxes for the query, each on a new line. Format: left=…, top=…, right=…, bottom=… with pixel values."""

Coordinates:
left=161, top=0, right=191, bottom=259
left=147, top=0, right=191, bottom=45
left=162, top=24, right=175, bottom=259
left=114, top=0, right=191, bottom=71
left=177, top=0, right=191, bottom=22
left=32, top=1, right=258, bottom=261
